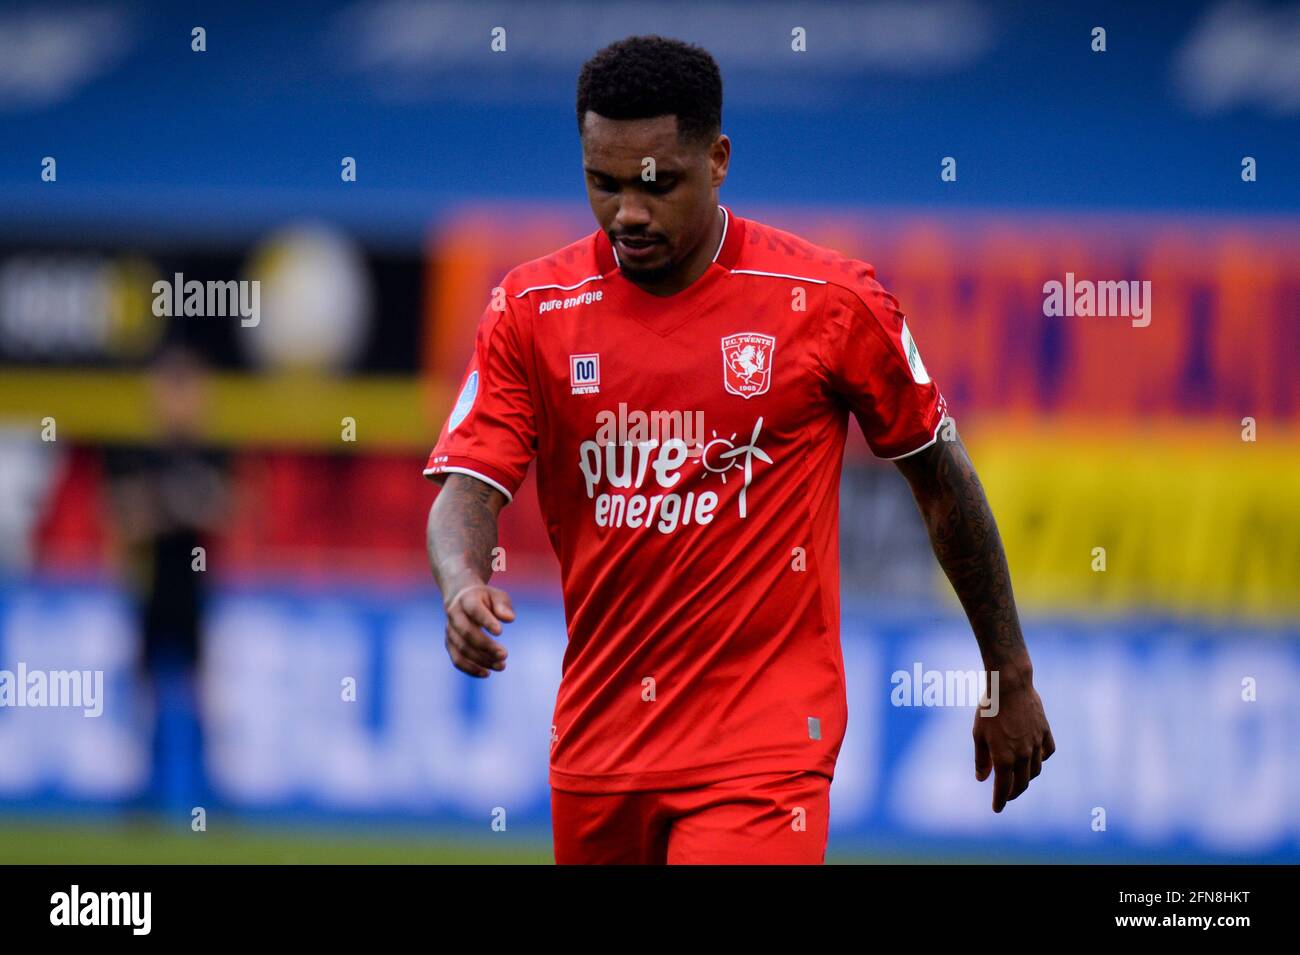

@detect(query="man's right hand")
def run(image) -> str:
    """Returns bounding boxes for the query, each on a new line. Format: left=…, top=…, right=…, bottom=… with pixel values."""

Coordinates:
left=443, top=581, right=515, bottom=678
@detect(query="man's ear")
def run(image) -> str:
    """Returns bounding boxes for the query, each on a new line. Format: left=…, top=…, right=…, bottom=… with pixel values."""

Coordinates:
left=710, top=134, right=731, bottom=187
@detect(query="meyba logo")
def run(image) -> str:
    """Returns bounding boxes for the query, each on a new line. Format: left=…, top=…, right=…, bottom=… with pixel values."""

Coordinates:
left=570, top=353, right=600, bottom=395
left=448, top=370, right=478, bottom=433
left=900, top=320, right=930, bottom=384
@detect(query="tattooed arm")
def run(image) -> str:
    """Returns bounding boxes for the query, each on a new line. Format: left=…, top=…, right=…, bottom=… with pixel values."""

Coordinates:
left=894, top=433, right=1056, bottom=812
left=894, top=434, right=1029, bottom=675
left=426, top=473, right=515, bottom=678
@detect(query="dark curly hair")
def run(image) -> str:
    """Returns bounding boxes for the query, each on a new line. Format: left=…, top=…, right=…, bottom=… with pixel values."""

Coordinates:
left=576, top=35, right=722, bottom=147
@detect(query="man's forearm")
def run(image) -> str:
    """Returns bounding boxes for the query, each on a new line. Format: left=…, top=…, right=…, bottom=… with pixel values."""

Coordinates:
left=426, top=474, right=506, bottom=602
left=896, top=436, right=1030, bottom=681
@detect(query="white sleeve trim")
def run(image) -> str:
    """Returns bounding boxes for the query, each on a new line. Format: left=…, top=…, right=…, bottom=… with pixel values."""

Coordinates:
left=877, top=416, right=949, bottom=461
left=423, top=465, right=514, bottom=502
left=514, top=274, right=603, bottom=297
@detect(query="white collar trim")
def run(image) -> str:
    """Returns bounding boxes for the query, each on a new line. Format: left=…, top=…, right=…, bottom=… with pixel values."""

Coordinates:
left=610, top=204, right=728, bottom=268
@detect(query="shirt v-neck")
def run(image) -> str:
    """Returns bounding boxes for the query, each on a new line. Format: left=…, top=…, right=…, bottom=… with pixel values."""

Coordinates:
left=593, top=204, right=747, bottom=338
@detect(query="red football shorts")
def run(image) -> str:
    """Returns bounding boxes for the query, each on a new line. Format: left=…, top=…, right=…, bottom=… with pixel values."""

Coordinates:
left=551, top=770, right=831, bottom=864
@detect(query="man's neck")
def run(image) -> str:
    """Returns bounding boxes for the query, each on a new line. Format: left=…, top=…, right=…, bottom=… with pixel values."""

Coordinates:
left=628, top=205, right=725, bottom=297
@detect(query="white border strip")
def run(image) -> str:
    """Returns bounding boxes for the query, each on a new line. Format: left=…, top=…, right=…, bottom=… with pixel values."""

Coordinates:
left=423, top=465, right=514, bottom=502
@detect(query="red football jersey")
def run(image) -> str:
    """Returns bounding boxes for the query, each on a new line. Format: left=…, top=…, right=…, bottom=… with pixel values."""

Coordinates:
left=425, top=205, right=948, bottom=792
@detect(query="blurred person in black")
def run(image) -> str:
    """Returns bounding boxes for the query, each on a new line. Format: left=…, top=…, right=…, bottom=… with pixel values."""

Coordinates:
left=105, top=341, right=229, bottom=820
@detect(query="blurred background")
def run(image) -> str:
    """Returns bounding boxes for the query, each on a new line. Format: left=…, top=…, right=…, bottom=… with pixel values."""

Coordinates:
left=0, top=0, right=1297, bottom=863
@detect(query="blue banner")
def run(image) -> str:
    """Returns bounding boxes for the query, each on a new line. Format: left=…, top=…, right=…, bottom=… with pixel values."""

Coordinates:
left=1, top=579, right=1297, bottom=861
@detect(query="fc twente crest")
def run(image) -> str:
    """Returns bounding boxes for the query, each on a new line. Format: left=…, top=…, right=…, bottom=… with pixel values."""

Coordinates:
left=721, top=333, right=775, bottom=399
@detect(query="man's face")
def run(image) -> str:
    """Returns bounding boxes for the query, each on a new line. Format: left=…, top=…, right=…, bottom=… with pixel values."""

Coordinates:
left=580, top=112, right=729, bottom=284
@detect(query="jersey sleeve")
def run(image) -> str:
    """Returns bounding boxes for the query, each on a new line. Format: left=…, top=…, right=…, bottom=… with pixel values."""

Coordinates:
left=817, top=281, right=949, bottom=460
left=423, top=295, right=536, bottom=501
